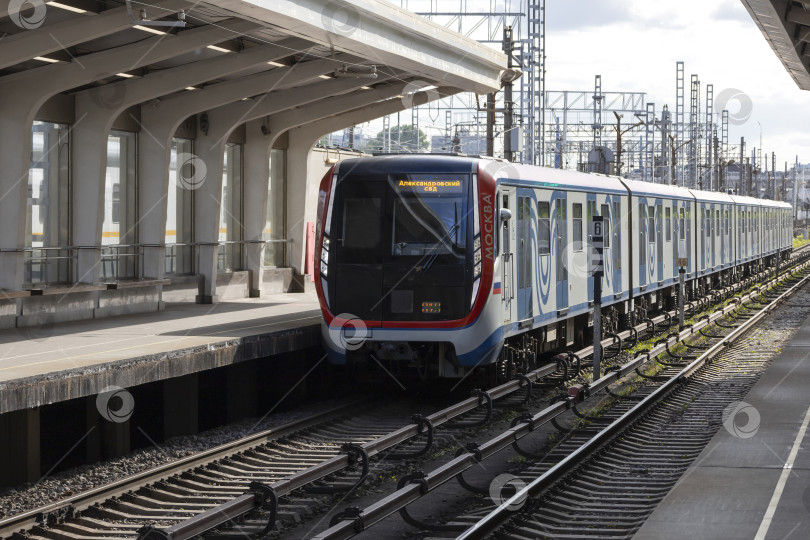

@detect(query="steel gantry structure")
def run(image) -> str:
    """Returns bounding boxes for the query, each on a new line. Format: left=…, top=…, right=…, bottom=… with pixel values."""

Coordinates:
left=365, top=0, right=546, bottom=164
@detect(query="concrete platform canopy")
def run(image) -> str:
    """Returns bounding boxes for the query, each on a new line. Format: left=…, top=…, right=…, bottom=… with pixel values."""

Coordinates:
left=0, top=0, right=506, bottom=324
left=741, top=0, right=810, bottom=90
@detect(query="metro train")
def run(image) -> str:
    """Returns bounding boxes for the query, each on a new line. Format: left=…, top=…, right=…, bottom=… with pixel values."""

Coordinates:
left=314, top=155, right=793, bottom=378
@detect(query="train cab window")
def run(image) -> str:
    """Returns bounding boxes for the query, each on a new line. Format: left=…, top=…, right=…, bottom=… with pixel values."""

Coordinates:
left=648, top=206, right=655, bottom=244
left=601, top=203, right=610, bottom=248
left=343, top=197, right=381, bottom=250
left=665, top=207, right=671, bottom=242
left=573, top=203, right=583, bottom=251
left=537, top=201, right=550, bottom=255
left=679, top=208, right=685, bottom=240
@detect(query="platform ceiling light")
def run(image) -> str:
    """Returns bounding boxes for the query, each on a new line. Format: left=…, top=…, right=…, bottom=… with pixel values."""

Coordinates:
left=318, top=74, right=332, bottom=79
left=46, top=1, right=87, bottom=13
left=33, top=56, right=60, bottom=63
left=185, top=86, right=198, bottom=91
left=267, top=61, right=285, bottom=67
left=360, top=86, right=372, bottom=90
left=207, top=45, right=232, bottom=53
left=132, top=24, right=166, bottom=35
left=116, top=72, right=135, bottom=78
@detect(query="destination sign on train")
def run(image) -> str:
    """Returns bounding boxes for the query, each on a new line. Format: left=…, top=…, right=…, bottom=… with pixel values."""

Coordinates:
left=397, top=179, right=463, bottom=193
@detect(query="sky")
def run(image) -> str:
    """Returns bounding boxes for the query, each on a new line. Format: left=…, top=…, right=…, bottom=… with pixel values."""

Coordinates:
left=546, top=0, right=810, bottom=166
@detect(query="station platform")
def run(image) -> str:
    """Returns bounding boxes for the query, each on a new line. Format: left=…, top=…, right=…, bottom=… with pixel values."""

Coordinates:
left=0, top=292, right=322, bottom=415
left=635, top=311, right=810, bottom=539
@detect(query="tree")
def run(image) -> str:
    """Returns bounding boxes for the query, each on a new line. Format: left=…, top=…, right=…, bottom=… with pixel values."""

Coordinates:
left=365, top=125, right=428, bottom=153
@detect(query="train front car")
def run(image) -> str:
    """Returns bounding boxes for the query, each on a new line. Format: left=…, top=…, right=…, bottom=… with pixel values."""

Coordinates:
left=315, top=155, right=499, bottom=378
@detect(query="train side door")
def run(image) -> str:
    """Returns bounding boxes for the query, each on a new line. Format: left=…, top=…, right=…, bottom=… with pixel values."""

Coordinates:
left=500, top=188, right=516, bottom=323
left=638, top=202, right=647, bottom=288
left=555, top=195, right=568, bottom=312
left=656, top=202, right=664, bottom=282
left=586, top=196, right=597, bottom=303
left=516, top=189, right=534, bottom=322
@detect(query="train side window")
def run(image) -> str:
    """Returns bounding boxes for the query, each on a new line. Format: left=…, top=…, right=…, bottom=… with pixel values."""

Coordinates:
left=665, top=207, right=671, bottom=242
left=648, top=205, right=655, bottom=244
left=601, top=203, right=610, bottom=248
left=679, top=208, right=685, bottom=240
left=715, top=209, right=720, bottom=236
left=573, top=203, right=583, bottom=251
left=725, top=210, right=729, bottom=235
left=537, top=201, right=550, bottom=255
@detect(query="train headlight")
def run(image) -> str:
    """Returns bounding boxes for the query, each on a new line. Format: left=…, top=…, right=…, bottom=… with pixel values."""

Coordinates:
left=321, top=248, right=329, bottom=264
left=474, top=236, right=481, bottom=251
left=320, top=261, right=328, bottom=276
left=323, top=236, right=330, bottom=250
left=474, top=250, right=482, bottom=264
left=474, top=261, right=482, bottom=278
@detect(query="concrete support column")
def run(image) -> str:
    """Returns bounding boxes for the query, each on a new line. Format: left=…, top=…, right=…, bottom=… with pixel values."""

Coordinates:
left=0, top=408, right=40, bottom=486
left=85, top=399, right=101, bottom=464
left=163, top=374, right=199, bottom=439
left=100, top=418, right=130, bottom=460
left=138, top=111, right=174, bottom=281
left=226, top=363, right=258, bottom=423
left=193, top=117, right=227, bottom=303
left=285, top=129, right=317, bottom=275
left=72, top=98, right=112, bottom=284
left=0, top=108, right=33, bottom=291
left=244, top=120, right=272, bottom=296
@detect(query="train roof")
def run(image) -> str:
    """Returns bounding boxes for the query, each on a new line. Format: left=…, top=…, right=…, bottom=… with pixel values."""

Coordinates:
left=618, top=179, right=694, bottom=200
left=688, top=188, right=735, bottom=204
left=489, top=163, right=628, bottom=194
left=728, top=194, right=764, bottom=206
left=334, top=154, right=482, bottom=175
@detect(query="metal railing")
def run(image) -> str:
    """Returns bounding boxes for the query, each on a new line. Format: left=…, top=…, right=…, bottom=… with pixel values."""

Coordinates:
left=21, top=239, right=292, bottom=287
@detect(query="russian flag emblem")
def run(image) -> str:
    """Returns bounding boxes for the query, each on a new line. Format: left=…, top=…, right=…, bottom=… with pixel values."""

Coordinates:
left=493, top=282, right=502, bottom=294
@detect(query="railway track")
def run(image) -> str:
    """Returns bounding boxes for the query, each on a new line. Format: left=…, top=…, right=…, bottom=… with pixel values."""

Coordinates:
left=3, top=249, right=808, bottom=540
left=450, top=266, right=810, bottom=538
left=310, top=250, right=810, bottom=540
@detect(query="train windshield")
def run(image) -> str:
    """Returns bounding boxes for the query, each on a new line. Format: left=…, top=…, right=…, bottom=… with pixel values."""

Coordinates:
left=391, top=175, right=467, bottom=259
left=329, top=172, right=473, bottom=322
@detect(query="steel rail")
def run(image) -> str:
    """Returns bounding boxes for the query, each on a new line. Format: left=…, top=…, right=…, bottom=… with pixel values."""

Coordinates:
left=0, top=399, right=368, bottom=538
